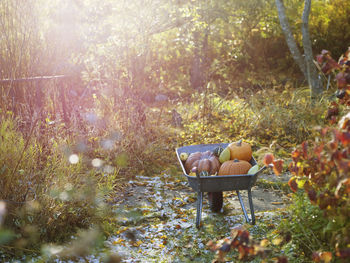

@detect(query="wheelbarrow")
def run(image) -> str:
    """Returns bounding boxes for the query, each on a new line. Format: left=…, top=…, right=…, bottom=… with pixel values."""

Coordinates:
left=176, top=143, right=267, bottom=228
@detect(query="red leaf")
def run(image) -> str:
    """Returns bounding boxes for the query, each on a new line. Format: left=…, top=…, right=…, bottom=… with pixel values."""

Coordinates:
left=291, top=150, right=300, bottom=161
left=288, top=177, right=298, bottom=192
left=332, top=150, right=342, bottom=161
left=263, top=153, right=274, bottom=165
left=272, top=159, right=284, bottom=175
left=326, top=107, right=339, bottom=119
left=339, top=132, right=350, bottom=146
left=336, top=72, right=347, bottom=89
left=307, top=188, right=317, bottom=204
left=321, top=63, right=332, bottom=74
left=239, top=230, right=250, bottom=244
left=314, top=144, right=324, bottom=158
left=328, top=59, right=341, bottom=70
left=238, top=246, right=247, bottom=260
left=328, top=140, right=338, bottom=151
left=301, top=141, right=308, bottom=158
left=316, top=54, right=324, bottom=64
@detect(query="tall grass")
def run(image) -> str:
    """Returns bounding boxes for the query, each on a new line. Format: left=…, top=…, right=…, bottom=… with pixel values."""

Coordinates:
left=0, top=112, right=113, bottom=259
left=177, top=86, right=329, bottom=157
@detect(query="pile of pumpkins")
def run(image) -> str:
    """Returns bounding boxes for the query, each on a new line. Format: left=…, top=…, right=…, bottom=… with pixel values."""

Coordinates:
left=180, top=140, right=258, bottom=176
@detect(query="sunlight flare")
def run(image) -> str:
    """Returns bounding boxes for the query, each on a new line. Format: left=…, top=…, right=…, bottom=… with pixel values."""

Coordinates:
left=69, top=154, right=79, bottom=164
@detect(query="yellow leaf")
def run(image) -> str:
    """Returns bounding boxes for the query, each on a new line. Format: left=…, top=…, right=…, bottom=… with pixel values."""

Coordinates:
left=113, top=238, right=125, bottom=245
left=132, top=240, right=143, bottom=247
left=272, top=237, right=283, bottom=246
left=260, top=239, right=269, bottom=247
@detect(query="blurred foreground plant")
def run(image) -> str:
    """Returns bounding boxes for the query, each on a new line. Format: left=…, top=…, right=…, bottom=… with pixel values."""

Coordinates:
left=0, top=113, right=117, bottom=260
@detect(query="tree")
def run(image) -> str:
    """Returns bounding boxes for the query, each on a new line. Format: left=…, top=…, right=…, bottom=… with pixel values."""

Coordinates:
left=276, top=0, right=322, bottom=99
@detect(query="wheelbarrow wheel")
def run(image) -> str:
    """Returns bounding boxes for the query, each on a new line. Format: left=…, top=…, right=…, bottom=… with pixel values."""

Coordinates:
left=208, top=192, right=223, bottom=212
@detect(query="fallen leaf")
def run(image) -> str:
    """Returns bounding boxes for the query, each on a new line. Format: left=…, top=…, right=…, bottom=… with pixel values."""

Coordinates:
left=271, top=202, right=283, bottom=205
left=113, top=238, right=125, bottom=245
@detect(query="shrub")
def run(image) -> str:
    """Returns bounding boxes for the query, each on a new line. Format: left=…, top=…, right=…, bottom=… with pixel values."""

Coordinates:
left=0, top=113, right=111, bottom=258
left=288, top=119, right=350, bottom=260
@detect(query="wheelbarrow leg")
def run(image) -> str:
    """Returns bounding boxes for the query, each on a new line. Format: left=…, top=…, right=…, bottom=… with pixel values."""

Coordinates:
left=196, top=191, right=203, bottom=228
left=236, top=190, right=256, bottom=225
left=236, top=190, right=250, bottom=224
left=247, top=188, right=255, bottom=225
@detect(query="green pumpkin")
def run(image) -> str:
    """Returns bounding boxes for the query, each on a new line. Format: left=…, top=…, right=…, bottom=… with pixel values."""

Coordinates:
left=213, top=146, right=224, bottom=157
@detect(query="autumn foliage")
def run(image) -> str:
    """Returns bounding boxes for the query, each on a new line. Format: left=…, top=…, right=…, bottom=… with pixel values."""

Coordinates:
left=317, top=48, right=350, bottom=122
left=288, top=120, right=350, bottom=260
left=207, top=225, right=286, bottom=262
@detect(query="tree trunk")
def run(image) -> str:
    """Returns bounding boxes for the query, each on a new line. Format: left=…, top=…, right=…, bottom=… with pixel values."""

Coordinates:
left=301, top=0, right=323, bottom=98
left=275, top=0, right=307, bottom=78
left=275, top=0, right=323, bottom=99
left=190, top=30, right=209, bottom=91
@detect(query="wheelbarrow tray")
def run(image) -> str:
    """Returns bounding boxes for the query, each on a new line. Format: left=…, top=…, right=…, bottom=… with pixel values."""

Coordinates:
left=175, top=143, right=266, bottom=228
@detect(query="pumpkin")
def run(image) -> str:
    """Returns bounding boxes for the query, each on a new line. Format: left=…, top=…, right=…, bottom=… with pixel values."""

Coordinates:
left=184, top=151, right=220, bottom=175
left=219, top=147, right=231, bottom=163
left=212, top=146, right=224, bottom=157
left=228, top=139, right=252, bottom=161
left=218, top=159, right=252, bottom=175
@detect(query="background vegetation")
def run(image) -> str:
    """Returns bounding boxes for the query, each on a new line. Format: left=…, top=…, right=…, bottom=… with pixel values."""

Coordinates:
left=0, top=0, right=349, bottom=262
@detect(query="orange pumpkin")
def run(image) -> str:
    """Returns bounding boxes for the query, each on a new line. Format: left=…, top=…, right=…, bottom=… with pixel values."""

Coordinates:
left=218, top=159, right=252, bottom=175
left=184, top=151, right=220, bottom=175
left=228, top=139, right=252, bottom=161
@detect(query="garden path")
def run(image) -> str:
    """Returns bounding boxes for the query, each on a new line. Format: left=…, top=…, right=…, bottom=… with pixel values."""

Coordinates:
left=105, top=171, right=291, bottom=262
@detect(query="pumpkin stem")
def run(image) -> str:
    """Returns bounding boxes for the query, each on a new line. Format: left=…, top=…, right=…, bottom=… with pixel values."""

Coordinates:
left=237, top=139, right=243, bottom=146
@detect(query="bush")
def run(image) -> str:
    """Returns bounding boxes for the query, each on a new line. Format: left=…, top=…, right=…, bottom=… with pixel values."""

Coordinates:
left=287, top=119, right=350, bottom=260
left=0, top=113, right=111, bottom=258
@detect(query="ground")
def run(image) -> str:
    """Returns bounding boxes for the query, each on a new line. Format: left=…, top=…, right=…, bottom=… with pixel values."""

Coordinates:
left=105, top=171, right=291, bottom=262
